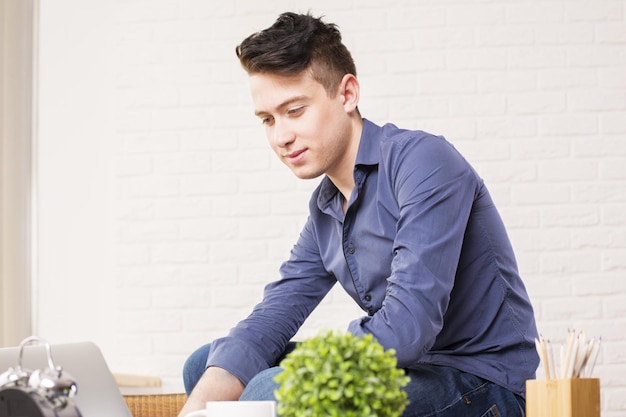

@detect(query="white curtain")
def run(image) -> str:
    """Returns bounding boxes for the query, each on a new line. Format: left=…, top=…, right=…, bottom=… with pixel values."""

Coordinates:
left=0, top=0, right=35, bottom=347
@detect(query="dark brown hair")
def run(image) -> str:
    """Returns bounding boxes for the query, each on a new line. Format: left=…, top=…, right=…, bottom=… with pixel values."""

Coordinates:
left=236, top=12, right=357, bottom=96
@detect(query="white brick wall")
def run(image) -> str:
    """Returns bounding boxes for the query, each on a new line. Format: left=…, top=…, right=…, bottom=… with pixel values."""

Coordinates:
left=36, top=0, right=626, bottom=414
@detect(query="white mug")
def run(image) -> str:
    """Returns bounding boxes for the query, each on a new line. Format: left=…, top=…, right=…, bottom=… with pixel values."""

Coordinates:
left=184, top=401, right=276, bottom=417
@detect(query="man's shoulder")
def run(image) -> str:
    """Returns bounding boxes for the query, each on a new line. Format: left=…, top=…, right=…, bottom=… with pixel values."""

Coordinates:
left=362, top=119, right=447, bottom=157
left=375, top=123, right=453, bottom=161
left=379, top=122, right=442, bottom=144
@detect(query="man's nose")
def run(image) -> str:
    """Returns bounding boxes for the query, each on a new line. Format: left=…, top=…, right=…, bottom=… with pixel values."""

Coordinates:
left=272, top=120, right=295, bottom=147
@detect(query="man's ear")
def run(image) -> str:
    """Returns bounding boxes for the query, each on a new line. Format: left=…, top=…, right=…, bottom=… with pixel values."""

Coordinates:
left=339, top=74, right=360, bottom=113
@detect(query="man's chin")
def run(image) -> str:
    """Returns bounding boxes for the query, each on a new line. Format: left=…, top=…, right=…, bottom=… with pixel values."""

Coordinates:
left=291, top=168, right=323, bottom=180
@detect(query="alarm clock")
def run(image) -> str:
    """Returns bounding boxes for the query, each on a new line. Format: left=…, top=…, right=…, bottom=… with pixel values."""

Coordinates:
left=0, top=337, right=81, bottom=417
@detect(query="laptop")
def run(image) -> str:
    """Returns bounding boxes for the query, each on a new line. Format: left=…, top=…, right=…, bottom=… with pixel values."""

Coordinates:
left=0, top=341, right=132, bottom=417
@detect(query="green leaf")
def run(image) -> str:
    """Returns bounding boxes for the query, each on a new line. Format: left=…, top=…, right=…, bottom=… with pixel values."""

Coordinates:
left=274, top=330, right=410, bottom=417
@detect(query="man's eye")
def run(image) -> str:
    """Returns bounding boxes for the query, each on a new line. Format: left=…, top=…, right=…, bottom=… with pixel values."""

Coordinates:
left=261, top=116, right=274, bottom=125
left=287, top=106, right=304, bottom=116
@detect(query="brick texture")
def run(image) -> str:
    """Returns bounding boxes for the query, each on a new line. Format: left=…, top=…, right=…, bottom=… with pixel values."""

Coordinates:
left=35, top=1, right=626, bottom=413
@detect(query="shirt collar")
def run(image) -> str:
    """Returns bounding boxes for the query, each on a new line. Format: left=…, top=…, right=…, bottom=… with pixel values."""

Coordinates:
left=317, top=118, right=381, bottom=211
left=354, top=118, right=382, bottom=167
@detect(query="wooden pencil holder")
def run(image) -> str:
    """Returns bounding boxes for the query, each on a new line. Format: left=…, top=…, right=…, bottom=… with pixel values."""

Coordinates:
left=526, top=378, right=600, bottom=417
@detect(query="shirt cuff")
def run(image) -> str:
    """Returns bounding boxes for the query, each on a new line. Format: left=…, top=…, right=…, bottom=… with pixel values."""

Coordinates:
left=206, top=336, right=271, bottom=386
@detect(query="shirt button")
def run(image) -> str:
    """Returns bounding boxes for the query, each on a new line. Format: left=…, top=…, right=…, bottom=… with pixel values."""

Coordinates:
left=347, top=247, right=355, bottom=254
left=364, top=294, right=372, bottom=302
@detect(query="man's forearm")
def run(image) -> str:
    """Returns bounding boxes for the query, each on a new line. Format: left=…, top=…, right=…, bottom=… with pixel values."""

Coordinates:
left=177, top=366, right=245, bottom=417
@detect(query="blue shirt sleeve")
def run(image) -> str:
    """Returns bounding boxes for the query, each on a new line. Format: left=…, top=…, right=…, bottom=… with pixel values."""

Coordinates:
left=340, top=122, right=538, bottom=396
left=347, top=131, right=479, bottom=363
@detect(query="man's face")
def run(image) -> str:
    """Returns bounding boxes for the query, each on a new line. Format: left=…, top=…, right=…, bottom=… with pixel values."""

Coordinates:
left=249, top=70, right=357, bottom=180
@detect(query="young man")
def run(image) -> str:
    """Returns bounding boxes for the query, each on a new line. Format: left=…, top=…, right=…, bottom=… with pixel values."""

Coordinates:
left=178, top=12, right=539, bottom=417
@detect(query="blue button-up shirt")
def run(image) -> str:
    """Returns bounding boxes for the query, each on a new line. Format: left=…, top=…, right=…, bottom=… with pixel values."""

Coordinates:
left=207, top=119, right=539, bottom=396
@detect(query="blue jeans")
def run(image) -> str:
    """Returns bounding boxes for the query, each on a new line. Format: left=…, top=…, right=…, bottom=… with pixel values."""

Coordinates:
left=183, top=343, right=526, bottom=417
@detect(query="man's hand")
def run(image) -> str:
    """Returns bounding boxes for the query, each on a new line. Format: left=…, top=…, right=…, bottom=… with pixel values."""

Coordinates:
left=177, top=366, right=245, bottom=417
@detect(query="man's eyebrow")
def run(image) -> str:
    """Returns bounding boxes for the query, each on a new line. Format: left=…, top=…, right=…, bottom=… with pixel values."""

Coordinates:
left=254, top=95, right=308, bottom=117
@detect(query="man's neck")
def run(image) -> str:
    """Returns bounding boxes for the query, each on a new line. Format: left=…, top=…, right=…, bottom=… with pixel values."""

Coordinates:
left=327, top=117, right=364, bottom=211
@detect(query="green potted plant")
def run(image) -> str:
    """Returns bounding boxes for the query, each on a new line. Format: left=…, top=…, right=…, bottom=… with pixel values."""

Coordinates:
left=274, top=330, right=410, bottom=417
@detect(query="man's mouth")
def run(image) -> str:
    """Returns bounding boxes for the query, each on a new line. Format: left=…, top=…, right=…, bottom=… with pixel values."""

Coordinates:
left=285, top=149, right=306, bottom=163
